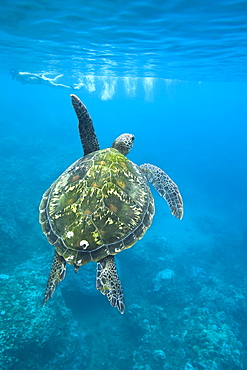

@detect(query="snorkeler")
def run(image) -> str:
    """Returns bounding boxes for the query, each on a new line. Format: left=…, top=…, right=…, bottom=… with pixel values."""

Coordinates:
left=11, top=71, right=73, bottom=89
left=72, top=82, right=85, bottom=90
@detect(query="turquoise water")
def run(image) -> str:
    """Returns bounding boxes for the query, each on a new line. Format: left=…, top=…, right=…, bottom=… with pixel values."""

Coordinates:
left=1, top=0, right=247, bottom=80
left=1, top=1, right=247, bottom=369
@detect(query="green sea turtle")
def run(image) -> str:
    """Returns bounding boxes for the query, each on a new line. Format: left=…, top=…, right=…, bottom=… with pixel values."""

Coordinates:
left=39, top=94, right=183, bottom=314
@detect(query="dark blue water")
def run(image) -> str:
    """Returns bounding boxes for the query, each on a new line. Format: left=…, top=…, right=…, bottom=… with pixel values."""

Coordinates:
left=1, top=1, right=247, bottom=369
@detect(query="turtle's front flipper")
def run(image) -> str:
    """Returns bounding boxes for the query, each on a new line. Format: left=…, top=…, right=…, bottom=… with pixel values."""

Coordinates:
left=96, top=255, right=125, bottom=314
left=140, top=163, right=183, bottom=220
left=70, top=94, right=100, bottom=156
left=43, top=251, right=66, bottom=306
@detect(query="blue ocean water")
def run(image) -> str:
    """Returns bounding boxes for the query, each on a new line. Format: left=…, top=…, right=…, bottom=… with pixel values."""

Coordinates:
left=0, top=0, right=247, bottom=369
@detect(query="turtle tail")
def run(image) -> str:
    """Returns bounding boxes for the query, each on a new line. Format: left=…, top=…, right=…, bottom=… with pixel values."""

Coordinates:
left=43, top=251, right=66, bottom=306
left=96, top=255, right=125, bottom=314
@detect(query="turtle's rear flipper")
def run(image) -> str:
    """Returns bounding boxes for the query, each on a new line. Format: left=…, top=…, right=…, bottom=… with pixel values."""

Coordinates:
left=140, top=163, right=184, bottom=220
left=96, top=255, right=125, bottom=314
left=43, top=251, right=66, bottom=306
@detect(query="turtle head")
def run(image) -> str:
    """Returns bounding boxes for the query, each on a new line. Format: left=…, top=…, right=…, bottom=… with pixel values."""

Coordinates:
left=112, top=133, right=135, bottom=155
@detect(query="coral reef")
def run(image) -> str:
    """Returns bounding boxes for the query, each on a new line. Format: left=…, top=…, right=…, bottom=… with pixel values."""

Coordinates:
left=0, top=256, right=88, bottom=370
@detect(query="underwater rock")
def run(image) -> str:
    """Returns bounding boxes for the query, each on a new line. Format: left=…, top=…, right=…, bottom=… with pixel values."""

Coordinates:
left=153, top=349, right=166, bottom=362
left=0, top=212, right=22, bottom=269
left=197, top=276, right=247, bottom=316
left=184, top=363, right=196, bottom=370
left=127, top=249, right=246, bottom=370
left=0, top=216, right=19, bottom=242
left=62, top=261, right=97, bottom=296
left=130, top=235, right=173, bottom=267
left=189, top=265, right=208, bottom=282
left=0, top=256, right=88, bottom=370
left=153, top=269, right=175, bottom=292
left=175, top=303, right=244, bottom=369
left=130, top=242, right=150, bottom=265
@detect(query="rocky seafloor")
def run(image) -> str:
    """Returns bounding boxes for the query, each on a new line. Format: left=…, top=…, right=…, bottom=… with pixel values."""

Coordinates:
left=1, top=230, right=247, bottom=369
left=1, top=131, right=247, bottom=370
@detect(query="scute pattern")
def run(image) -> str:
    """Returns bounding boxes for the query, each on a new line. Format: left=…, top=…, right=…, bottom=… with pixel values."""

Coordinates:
left=39, top=148, right=154, bottom=266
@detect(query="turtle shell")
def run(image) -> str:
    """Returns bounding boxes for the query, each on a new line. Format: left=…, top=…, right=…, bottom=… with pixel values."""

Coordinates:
left=39, top=148, right=154, bottom=266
